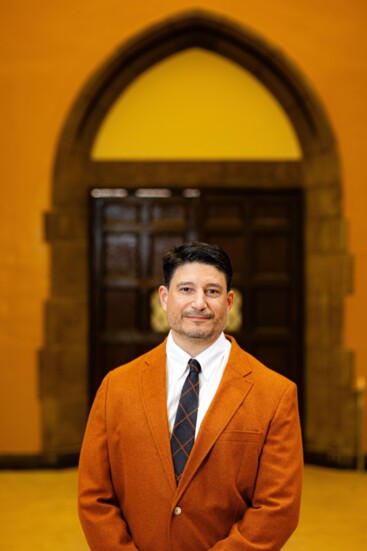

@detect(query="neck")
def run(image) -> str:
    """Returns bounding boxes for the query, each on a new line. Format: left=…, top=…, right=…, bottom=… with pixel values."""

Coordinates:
left=170, top=331, right=219, bottom=357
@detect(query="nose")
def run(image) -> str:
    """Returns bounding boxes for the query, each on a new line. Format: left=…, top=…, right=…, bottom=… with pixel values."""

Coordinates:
left=191, top=290, right=207, bottom=310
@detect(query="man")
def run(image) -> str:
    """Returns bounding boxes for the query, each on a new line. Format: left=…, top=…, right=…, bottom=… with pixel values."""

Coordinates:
left=78, top=241, right=303, bottom=550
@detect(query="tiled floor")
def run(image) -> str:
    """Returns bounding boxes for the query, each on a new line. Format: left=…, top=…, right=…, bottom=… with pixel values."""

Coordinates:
left=0, top=465, right=366, bottom=550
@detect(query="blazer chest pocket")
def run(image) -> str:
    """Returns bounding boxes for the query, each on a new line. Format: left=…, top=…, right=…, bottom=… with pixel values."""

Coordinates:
left=211, top=430, right=262, bottom=486
left=218, top=430, right=262, bottom=442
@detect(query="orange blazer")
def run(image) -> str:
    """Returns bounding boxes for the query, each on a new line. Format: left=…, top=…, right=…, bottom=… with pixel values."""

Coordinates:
left=78, top=336, right=303, bottom=550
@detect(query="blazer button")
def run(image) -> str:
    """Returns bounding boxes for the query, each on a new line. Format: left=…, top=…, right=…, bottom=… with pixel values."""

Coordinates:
left=173, top=506, right=182, bottom=516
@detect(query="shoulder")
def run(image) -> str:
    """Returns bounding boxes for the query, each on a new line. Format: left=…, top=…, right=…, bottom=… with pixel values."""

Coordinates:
left=105, top=339, right=167, bottom=383
left=93, top=339, right=167, bottom=406
left=226, top=336, right=299, bottom=419
left=226, top=334, right=296, bottom=390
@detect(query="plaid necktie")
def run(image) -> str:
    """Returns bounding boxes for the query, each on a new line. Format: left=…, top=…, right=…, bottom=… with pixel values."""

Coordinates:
left=171, top=358, right=201, bottom=485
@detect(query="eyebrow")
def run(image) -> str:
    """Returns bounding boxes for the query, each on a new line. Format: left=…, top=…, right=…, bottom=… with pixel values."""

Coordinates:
left=176, top=281, right=223, bottom=289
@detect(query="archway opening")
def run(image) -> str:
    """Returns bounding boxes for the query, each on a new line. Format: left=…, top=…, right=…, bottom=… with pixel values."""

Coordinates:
left=92, top=47, right=301, bottom=160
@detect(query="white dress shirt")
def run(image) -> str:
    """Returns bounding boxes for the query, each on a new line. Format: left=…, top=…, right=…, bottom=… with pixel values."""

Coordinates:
left=166, top=331, right=232, bottom=438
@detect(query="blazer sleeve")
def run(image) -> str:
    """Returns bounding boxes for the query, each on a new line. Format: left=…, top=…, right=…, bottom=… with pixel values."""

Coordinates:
left=209, top=382, right=303, bottom=551
left=78, top=373, right=139, bottom=551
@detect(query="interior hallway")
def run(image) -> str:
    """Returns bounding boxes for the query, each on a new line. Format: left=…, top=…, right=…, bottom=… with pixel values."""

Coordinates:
left=0, top=465, right=366, bottom=550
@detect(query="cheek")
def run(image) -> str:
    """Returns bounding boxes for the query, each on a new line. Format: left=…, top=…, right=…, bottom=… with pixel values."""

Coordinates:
left=212, top=300, right=227, bottom=312
left=168, top=295, right=187, bottom=311
left=215, top=305, right=231, bottom=321
left=164, top=299, right=180, bottom=318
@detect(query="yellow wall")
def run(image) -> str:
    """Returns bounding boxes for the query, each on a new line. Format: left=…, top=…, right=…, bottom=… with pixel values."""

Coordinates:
left=1, top=0, right=367, bottom=454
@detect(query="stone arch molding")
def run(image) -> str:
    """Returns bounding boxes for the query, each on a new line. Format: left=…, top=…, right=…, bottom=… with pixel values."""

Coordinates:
left=43, top=10, right=354, bottom=466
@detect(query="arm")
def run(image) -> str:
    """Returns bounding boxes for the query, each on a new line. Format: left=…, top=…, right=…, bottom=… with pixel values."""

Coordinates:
left=211, top=383, right=303, bottom=551
left=78, top=374, right=139, bottom=551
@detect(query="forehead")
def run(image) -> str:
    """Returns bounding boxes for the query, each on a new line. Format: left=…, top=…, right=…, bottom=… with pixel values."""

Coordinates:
left=171, top=262, right=226, bottom=285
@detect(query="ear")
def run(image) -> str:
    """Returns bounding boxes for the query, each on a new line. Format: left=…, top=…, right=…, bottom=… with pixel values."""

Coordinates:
left=158, top=285, right=168, bottom=311
left=227, top=290, right=234, bottom=311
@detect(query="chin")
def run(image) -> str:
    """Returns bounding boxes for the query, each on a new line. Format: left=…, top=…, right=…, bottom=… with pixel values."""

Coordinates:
left=183, top=329, right=214, bottom=340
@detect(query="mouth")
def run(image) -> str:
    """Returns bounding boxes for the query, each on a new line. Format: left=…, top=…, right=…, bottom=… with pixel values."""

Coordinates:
left=183, top=312, right=214, bottom=322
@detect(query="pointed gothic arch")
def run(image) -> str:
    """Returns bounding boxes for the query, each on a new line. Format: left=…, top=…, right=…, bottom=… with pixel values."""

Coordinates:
left=42, top=10, right=354, bottom=467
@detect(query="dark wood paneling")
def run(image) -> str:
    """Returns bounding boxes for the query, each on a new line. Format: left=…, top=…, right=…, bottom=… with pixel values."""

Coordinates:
left=199, top=189, right=303, bottom=395
left=89, top=188, right=303, bottom=414
left=89, top=190, right=200, bottom=396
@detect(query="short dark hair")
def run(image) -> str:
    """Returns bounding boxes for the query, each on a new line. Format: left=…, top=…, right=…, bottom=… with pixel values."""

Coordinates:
left=162, top=241, right=233, bottom=290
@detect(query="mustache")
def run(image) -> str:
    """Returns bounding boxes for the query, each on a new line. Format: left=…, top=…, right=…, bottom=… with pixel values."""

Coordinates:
left=183, top=310, right=214, bottom=319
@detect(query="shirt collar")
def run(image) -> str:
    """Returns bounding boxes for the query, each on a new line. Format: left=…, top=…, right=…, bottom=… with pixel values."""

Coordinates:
left=166, top=331, right=230, bottom=382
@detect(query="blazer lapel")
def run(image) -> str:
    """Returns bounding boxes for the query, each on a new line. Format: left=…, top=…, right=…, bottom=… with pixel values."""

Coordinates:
left=139, top=341, right=177, bottom=492
left=176, top=341, right=253, bottom=497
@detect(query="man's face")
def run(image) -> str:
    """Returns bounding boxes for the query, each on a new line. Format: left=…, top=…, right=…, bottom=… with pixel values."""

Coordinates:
left=159, top=262, right=234, bottom=351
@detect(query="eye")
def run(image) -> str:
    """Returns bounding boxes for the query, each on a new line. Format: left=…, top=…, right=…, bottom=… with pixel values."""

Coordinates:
left=179, top=286, right=193, bottom=293
left=206, top=288, right=220, bottom=296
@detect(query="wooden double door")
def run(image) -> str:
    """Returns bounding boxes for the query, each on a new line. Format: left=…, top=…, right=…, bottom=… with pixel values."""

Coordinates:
left=89, top=187, right=304, bottom=415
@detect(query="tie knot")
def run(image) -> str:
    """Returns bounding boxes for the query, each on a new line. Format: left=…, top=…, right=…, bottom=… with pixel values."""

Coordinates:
left=188, top=358, right=201, bottom=374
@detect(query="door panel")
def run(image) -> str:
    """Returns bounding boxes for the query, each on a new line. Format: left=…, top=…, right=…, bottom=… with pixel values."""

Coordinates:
left=200, top=189, right=303, bottom=390
left=89, top=189, right=200, bottom=397
left=89, top=188, right=303, bottom=412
